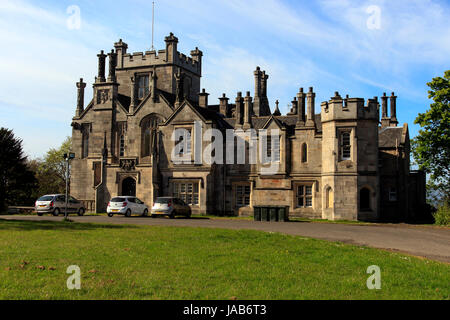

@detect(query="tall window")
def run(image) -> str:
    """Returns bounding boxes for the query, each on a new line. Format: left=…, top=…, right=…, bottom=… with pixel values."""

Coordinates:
left=326, top=187, right=333, bottom=209
left=177, top=128, right=192, bottom=156
left=82, top=128, right=89, bottom=159
left=266, top=135, right=280, bottom=162
left=119, top=134, right=125, bottom=157
left=236, top=184, right=251, bottom=207
left=137, top=75, right=150, bottom=99
left=341, top=131, right=351, bottom=160
left=141, top=115, right=161, bottom=158
left=302, top=143, right=308, bottom=163
left=360, top=188, right=371, bottom=211
left=297, top=185, right=313, bottom=208
left=173, top=182, right=199, bottom=205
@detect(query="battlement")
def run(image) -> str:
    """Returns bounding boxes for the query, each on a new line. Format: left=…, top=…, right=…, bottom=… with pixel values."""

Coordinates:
left=115, top=33, right=202, bottom=75
left=321, top=92, right=379, bottom=122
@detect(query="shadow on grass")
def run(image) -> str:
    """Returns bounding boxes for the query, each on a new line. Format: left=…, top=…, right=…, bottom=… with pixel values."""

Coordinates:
left=0, top=219, right=137, bottom=231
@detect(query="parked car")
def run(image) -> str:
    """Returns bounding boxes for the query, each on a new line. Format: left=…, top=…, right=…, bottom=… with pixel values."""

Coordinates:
left=151, top=197, right=191, bottom=218
left=107, top=196, right=149, bottom=217
left=35, top=194, right=86, bottom=216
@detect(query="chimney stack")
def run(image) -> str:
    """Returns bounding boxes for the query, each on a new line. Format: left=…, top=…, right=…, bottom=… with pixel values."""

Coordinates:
left=306, top=87, right=316, bottom=128
left=243, top=91, right=253, bottom=129
left=219, top=93, right=230, bottom=117
left=235, top=92, right=244, bottom=127
left=296, top=88, right=306, bottom=128
left=390, top=92, right=398, bottom=127
left=75, top=78, right=86, bottom=117
left=107, top=49, right=117, bottom=82
left=199, top=88, right=209, bottom=108
left=97, top=50, right=107, bottom=83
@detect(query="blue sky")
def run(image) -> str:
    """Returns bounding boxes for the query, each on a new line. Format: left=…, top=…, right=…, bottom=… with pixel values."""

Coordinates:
left=0, top=0, right=449, bottom=158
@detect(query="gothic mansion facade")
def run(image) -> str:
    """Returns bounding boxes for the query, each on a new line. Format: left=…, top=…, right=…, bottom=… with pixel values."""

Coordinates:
left=70, top=33, right=426, bottom=221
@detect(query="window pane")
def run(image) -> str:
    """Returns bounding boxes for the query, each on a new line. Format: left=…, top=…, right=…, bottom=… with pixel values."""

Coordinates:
left=306, top=186, right=312, bottom=196
left=180, top=184, right=186, bottom=193
left=298, top=197, right=304, bottom=207
left=298, top=186, right=304, bottom=196
left=306, top=197, right=313, bottom=207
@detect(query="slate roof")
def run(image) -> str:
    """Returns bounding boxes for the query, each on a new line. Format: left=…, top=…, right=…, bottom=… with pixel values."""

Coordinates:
left=378, top=127, right=405, bottom=148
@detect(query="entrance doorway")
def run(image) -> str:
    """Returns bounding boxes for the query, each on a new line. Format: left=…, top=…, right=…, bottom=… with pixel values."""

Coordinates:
left=122, top=177, right=136, bottom=197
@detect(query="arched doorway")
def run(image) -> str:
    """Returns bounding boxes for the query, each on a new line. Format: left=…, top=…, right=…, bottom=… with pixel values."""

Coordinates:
left=122, top=177, right=136, bottom=197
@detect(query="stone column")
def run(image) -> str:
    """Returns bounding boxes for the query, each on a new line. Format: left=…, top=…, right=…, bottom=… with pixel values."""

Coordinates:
left=243, top=91, right=253, bottom=129
left=107, top=49, right=117, bottom=82
left=76, top=78, right=86, bottom=117
left=97, top=50, right=107, bottom=83
left=306, top=87, right=316, bottom=127
left=296, top=88, right=306, bottom=128
left=390, top=92, right=398, bottom=127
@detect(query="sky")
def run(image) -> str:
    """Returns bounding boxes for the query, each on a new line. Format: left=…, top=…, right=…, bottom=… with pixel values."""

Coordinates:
left=0, top=0, right=449, bottom=159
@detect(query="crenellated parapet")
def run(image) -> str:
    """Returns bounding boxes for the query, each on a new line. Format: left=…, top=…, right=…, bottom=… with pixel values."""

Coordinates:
left=321, top=92, right=379, bottom=123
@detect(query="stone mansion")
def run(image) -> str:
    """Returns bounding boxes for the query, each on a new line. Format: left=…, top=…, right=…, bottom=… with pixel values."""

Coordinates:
left=70, top=33, right=426, bottom=221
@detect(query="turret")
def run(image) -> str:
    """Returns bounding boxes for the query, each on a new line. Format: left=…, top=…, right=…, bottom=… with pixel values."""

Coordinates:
left=165, top=32, right=178, bottom=63
left=114, top=39, right=128, bottom=69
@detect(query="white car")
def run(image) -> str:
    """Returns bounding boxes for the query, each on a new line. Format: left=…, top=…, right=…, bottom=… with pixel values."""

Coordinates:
left=107, top=196, right=149, bottom=217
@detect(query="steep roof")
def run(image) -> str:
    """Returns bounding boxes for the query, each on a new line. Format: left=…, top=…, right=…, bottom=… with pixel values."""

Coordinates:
left=378, top=126, right=405, bottom=148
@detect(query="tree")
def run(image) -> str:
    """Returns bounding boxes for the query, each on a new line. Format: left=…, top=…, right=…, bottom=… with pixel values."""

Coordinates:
left=0, top=128, right=37, bottom=211
left=412, top=70, right=450, bottom=206
left=30, top=137, right=72, bottom=198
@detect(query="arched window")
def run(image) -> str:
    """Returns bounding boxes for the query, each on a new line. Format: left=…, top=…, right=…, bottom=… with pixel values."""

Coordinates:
left=360, top=188, right=371, bottom=211
left=141, top=114, right=162, bottom=158
left=302, top=143, right=308, bottom=163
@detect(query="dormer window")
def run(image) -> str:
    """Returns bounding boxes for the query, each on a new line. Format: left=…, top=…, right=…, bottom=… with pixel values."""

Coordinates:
left=137, top=74, right=150, bottom=99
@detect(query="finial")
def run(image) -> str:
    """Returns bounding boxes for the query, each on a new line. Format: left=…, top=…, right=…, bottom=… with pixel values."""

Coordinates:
left=309, top=87, right=313, bottom=93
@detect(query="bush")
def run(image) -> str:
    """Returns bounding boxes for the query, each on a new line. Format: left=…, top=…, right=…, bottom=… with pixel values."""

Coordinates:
left=433, top=203, right=450, bottom=226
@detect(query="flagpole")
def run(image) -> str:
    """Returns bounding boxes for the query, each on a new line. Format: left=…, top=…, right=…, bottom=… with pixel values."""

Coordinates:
left=151, top=1, right=155, bottom=51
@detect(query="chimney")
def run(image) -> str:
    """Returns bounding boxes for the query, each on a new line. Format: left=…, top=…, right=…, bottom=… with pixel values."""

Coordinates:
left=199, top=89, right=209, bottom=108
left=235, top=92, right=244, bottom=127
left=290, top=97, right=298, bottom=115
left=381, top=92, right=389, bottom=127
left=243, top=91, right=253, bottom=129
left=219, top=93, right=230, bottom=117
left=306, top=87, right=316, bottom=128
left=114, top=39, right=128, bottom=69
left=107, top=49, right=117, bottom=82
left=296, top=88, right=306, bottom=128
left=390, top=92, right=398, bottom=127
left=97, top=50, right=107, bottom=83
left=253, top=67, right=262, bottom=116
left=75, top=78, right=86, bottom=117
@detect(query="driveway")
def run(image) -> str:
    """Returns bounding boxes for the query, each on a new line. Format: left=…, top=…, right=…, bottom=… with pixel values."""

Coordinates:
left=1, top=215, right=449, bottom=263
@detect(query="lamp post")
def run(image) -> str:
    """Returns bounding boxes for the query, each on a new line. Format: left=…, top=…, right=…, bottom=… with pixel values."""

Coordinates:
left=63, top=153, right=76, bottom=220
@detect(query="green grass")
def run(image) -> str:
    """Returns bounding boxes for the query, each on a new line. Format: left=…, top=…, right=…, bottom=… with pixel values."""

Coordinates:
left=0, top=219, right=448, bottom=300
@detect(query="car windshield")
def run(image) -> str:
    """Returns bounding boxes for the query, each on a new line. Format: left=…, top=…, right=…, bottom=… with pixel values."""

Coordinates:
left=111, top=197, right=126, bottom=202
left=38, top=196, right=54, bottom=201
left=156, top=198, right=172, bottom=204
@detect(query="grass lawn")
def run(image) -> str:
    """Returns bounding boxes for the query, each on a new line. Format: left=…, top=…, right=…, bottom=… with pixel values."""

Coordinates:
left=0, top=219, right=448, bottom=300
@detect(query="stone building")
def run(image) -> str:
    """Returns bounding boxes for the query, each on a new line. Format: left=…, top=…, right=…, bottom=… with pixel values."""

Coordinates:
left=70, top=33, right=426, bottom=221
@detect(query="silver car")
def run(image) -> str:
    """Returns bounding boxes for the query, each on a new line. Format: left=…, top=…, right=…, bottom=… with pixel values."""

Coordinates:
left=151, top=197, right=192, bottom=218
left=35, top=194, right=86, bottom=216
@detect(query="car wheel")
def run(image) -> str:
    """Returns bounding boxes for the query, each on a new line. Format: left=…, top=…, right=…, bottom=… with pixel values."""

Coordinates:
left=52, top=208, right=60, bottom=217
left=108, top=213, right=114, bottom=217
left=151, top=214, right=156, bottom=218
left=186, top=211, right=192, bottom=218
left=125, top=209, right=132, bottom=217
left=37, top=212, right=43, bottom=217
left=142, top=209, right=148, bottom=217
left=169, top=211, right=176, bottom=219
left=78, top=208, right=85, bottom=216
